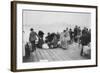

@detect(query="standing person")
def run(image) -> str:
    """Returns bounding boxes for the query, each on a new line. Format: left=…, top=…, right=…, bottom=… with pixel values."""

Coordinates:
left=69, top=28, right=73, bottom=43
left=56, top=32, right=60, bottom=47
left=88, top=29, right=91, bottom=43
left=60, top=28, right=70, bottom=50
left=29, top=28, right=37, bottom=52
left=77, top=27, right=81, bottom=44
left=64, top=28, right=70, bottom=47
left=45, top=33, right=50, bottom=43
left=80, top=28, right=89, bottom=56
left=60, top=30, right=66, bottom=49
left=45, top=33, right=51, bottom=48
left=74, top=25, right=78, bottom=42
left=48, top=33, right=55, bottom=48
left=46, top=33, right=55, bottom=48
left=51, top=33, right=58, bottom=48
left=78, top=27, right=81, bottom=35
left=37, top=30, right=44, bottom=48
left=56, top=32, right=60, bottom=41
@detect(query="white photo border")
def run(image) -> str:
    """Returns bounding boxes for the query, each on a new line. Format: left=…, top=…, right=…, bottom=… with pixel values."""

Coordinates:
left=11, top=1, right=97, bottom=71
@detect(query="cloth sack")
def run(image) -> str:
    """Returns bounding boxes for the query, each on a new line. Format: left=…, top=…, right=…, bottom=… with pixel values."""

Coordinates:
left=42, top=43, right=49, bottom=49
left=83, top=45, right=91, bottom=55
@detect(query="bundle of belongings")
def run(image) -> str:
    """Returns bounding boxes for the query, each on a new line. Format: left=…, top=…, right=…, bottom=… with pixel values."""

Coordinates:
left=83, top=43, right=91, bottom=58
left=42, top=43, right=49, bottom=49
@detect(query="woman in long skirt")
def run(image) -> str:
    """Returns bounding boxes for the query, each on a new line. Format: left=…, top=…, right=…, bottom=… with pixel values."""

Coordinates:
left=60, top=28, right=70, bottom=49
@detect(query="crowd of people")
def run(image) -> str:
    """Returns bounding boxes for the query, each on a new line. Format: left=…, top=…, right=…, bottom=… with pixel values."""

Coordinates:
left=25, top=25, right=91, bottom=58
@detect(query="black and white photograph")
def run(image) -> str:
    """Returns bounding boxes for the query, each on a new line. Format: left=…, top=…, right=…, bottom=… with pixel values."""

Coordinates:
left=23, top=10, right=91, bottom=63
left=11, top=1, right=97, bottom=71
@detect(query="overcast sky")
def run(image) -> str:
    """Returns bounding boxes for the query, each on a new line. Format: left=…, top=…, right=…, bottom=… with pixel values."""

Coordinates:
left=23, top=10, right=91, bottom=34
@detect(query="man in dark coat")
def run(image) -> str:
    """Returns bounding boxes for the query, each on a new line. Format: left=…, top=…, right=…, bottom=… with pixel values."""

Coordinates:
left=69, top=28, right=73, bottom=43
left=74, top=26, right=78, bottom=42
left=29, top=28, right=37, bottom=52
left=80, top=28, right=90, bottom=56
left=37, top=30, right=44, bottom=48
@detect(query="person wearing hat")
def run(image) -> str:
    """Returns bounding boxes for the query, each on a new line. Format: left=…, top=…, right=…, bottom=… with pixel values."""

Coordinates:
left=29, top=28, right=37, bottom=52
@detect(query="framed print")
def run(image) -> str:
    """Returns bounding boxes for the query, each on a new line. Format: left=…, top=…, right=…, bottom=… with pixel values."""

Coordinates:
left=11, top=1, right=98, bottom=72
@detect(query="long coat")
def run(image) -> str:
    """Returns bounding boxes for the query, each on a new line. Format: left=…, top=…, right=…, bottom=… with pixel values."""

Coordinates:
left=29, top=31, right=37, bottom=42
left=60, top=31, right=70, bottom=49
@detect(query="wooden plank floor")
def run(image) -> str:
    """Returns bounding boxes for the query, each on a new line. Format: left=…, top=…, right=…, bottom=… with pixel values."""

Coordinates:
left=23, top=43, right=89, bottom=63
